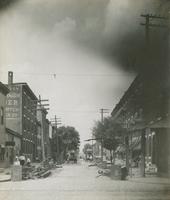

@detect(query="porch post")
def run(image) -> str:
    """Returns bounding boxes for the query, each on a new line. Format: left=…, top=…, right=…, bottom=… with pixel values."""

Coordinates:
left=125, top=135, right=129, bottom=173
left=140, top=129, right=146, bottom=177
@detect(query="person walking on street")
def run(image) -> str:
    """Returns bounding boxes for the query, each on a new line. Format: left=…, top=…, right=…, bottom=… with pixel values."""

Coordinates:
left=26, top=157, right=31, bottom=166
left=19, top=155, right=26, bottom=166
left=14, top=156, right=20, bottom=165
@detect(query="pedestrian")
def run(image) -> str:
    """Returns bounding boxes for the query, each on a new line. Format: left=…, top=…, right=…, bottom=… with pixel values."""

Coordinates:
left=19, top=154, right=26, bottom=166
left=120, top=160, right=127, bottom=180
left=26, top=157, right=31, bottom=166
left=14, top=156, right=20, bottom=165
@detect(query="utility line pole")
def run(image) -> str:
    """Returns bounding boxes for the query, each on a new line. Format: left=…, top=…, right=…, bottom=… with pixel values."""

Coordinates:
left=99, top=108, right=110, bottom=162
left=50, top=115, right=62, bottom=162
left=100, top=109, right=109, bottom=124
left=141, top=14, right=168, bottom=46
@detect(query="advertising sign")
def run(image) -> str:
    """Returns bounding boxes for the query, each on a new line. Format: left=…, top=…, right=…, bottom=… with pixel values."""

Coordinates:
left=6, top=85, right=21, bottom=119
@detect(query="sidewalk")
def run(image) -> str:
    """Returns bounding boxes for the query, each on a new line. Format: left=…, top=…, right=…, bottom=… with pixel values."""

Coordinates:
left=129, top=167, right=170, bottom=185
left=95, top=162, right=170, bottom=191
left=0, top=168, right=11, bottom=182
left=129, top=176, right=170, bottom=185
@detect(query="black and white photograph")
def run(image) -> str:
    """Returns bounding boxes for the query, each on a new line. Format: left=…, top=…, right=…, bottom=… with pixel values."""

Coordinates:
left=0, top=0, right=170, bottom=199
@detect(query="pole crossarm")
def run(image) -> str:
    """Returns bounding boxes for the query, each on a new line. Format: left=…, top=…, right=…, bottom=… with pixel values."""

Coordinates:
left=35, top=108, right=50, bottom=111
left=140, top=13, right=169, bottom=46
left=51, top=123, right=62, bottom=126
left=31, top=99, right=49, bottom=102
left=141, top=14, right=168, bottom=20
left=140, top=13, right=169, bottom=30
left=141, top=23, right=168, bottom=28
left=50, top=115, right=62, bottom=126
left=40, top=104, right=50, bottom=107
left=84, top=138, right=102, bottom=142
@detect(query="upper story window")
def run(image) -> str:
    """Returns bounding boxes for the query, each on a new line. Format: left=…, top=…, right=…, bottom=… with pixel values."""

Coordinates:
left=0, top=107, right=4, bottom=125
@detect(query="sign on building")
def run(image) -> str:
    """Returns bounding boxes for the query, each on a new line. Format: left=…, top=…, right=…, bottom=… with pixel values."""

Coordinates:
left=6, top=85, right=21, bottom=119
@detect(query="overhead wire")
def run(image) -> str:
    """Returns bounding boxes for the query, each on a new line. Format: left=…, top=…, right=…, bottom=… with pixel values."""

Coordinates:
left=0, top=70, right=134, bottom=77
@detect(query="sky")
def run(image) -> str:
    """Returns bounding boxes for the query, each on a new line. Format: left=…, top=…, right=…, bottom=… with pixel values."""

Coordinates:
left=0, top=0, right=164, bottom=150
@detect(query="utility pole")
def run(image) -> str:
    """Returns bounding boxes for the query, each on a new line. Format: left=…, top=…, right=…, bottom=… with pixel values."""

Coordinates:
left=141, top=13, right=169, bottom=64
left=50, top=115, right=62, bottom=163
left=100, top=109, right=109, bottom=124
left=32, top=95, right=49, bottom=163
left=99, top=108, right=110, bottom=162
left=141, top=14, right=168, bottom=46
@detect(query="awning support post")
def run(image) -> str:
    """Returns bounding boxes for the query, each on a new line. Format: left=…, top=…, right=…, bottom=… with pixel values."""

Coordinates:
left=140, top=130, right=146, bottom=177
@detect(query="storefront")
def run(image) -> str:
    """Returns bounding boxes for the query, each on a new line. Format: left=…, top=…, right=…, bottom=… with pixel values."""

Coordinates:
left=5, top=128, right=21, bottom=166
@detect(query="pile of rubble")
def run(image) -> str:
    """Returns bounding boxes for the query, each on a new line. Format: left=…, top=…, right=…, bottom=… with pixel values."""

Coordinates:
left=22, top=162, right=62, bottom=180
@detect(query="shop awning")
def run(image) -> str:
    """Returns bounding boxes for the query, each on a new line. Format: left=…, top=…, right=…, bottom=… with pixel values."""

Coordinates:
left=129, top=117, right=170, bottom=130
left=148, top=117, right=170, bottom=129
left=130, top=122, right=146, bottom=131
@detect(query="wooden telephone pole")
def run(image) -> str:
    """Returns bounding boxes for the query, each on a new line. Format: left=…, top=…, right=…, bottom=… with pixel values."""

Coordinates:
left=99, top=108, right=110, bottom=161
left=50, top=115, right=62, bottom=162
left=141, top=14, right=168, bottom=46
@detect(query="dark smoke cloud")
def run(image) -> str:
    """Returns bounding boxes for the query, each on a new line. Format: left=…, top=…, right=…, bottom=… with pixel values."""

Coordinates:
left=1, top=0, right=170, bottom=74
left=0, top=0, right=19, bottom=10
left=72, top=0, right=170, bottom=74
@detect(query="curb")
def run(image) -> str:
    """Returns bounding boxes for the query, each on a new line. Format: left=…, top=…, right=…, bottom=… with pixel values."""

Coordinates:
left=0, top=178, right=11, bottom=183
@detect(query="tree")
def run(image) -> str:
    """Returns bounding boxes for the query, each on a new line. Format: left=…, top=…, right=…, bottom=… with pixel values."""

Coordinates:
left=92, top=116, right=124, bottom=163
left=61, top=126, right=80, bottom=151
left=52, top=126, right=80, bottom=161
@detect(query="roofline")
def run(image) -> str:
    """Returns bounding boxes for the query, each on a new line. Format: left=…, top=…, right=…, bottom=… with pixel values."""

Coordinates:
left=6, top=82, right=38, bottom=100
left=0, top=82, right=10, bottom=95
left=111, top=74, right=140, bottom=117
left=23, top=83, right=38, bottom=100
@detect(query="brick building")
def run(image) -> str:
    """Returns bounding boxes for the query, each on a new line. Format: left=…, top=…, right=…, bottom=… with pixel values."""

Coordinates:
left=0, top=82, right=9, bottom=167
left=6, top=72, right=38, bottom=161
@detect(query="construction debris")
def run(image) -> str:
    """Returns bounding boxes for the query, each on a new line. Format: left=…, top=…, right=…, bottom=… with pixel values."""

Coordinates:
left=21, top=162, right=62, bottom=180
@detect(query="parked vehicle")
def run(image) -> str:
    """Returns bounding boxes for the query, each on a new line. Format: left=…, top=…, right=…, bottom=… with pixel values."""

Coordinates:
left=67, top=150, right=78, bottom=163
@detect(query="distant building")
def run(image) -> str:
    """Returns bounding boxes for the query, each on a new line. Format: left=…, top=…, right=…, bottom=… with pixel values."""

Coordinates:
left=6, top=72, right=38, bottom=161
left=37, top=107, right=51, bottom=161
left=111, top=73, right=170, bottom=177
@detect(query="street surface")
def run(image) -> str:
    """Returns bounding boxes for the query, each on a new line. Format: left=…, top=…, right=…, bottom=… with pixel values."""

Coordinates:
left=0, top=160, right=170, bottom=200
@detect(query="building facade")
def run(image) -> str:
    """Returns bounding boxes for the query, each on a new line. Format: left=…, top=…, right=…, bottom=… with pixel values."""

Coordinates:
left=6, top=72, right=38, bottom=161
left=6, top=128, right=21, bottom=164
left=0, top=82, right=9, bottom=167
left=37, top=107, right=51, bottom=161
left=111, top=73, right=170, bottom=177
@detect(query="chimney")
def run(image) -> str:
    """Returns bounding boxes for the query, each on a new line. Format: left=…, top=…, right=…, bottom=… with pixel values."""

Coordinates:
left=8, top=71, right=13, bottom=85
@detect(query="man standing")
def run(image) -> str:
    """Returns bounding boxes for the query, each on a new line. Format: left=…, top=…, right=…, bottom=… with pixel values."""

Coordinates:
left=19, top=155, right=26, bottom=166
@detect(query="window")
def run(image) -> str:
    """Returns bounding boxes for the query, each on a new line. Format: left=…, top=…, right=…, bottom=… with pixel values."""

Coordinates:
left=0, top=107, right=4, bottom=125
